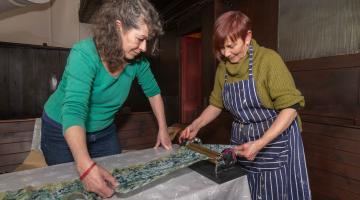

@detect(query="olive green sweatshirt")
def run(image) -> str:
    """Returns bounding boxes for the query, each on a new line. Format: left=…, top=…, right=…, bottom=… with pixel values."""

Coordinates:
left=210, top=39, right=304, bottom=114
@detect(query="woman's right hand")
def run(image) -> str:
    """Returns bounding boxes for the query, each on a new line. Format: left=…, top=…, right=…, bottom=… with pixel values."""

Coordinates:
left=64, top=127, right=118, bottom=198
left=78, top=162, right=119, bottom=198
left=178, top=105, right=222, bottom=144
left=178, top=124, right=199, bottom=143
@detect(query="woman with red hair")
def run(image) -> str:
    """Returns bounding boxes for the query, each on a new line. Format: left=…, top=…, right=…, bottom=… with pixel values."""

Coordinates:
left=180, top=11, right=311, bottom=199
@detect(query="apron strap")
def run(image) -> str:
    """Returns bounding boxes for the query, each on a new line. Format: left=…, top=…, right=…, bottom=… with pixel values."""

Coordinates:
left=248, top=45, right=254, bottom=79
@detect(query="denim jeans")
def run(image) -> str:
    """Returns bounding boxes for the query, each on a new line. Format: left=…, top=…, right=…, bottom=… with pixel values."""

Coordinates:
left=41, top=112, right=121, bottom=166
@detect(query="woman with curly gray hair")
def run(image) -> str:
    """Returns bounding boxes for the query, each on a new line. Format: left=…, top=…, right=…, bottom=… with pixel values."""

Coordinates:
left=40, top=0, right=172, bottom=197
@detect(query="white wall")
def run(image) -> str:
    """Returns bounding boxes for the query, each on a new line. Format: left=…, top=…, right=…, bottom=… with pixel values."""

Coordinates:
left=0, top=0, right=92, bottom=48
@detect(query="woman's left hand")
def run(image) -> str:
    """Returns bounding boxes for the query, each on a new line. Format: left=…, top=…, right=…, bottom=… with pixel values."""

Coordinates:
left=234, top=140, right=264, bottom=161
left=154, top=128, right=172, bottom=150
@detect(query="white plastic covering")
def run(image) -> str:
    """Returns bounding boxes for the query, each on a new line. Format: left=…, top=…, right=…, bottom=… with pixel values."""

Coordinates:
left=30, top=118, right=42, bottom=151
left=0, top=146, right=252, bottom=200
left=278, top=0, right=360, bottom=61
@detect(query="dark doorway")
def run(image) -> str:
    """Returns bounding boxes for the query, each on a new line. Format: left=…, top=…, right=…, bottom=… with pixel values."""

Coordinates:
left=180, top=32, right=202, bottom=123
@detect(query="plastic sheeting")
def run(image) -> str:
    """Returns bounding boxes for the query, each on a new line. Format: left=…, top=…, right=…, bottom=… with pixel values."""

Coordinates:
left=278, top=0, right=360, bottom=61
left=0, top=146, right=251, bottom=200
left=30, top=118, right=41, bottom=151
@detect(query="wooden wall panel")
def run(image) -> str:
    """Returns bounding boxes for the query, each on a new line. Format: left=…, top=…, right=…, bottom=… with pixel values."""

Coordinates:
left=198, top=111, right=232, bottom=144
left=0, top=120, right=35, bottom=133
left=293, top=68, right=358, bottom=126
left=8, top=47, right=28, bottom=116
left=33, top=49, right=59, bottom=115
left=116, top=112, right=157, bottom=131
left=0, top=131, right=33, bottom=144
left=158, top=29, right=179, bottom=125
left=115, top=112, right=158, bottom=150
left=201, top=2, right=216, bottom=104
left=116, top=111, right=232, bottom=148
left=302, top=122, right=360, bottom=199
left=0, top=119, right=35, bottom=173
left=288, top=53, right=360, bottom=200
left=0, top=42, right=69, bottom=120
left=289, top=53, right=360, bottom=127
left=120, top=132, right=157, bottom=150
left=0, top=142, right=32, bottom=155
left=0, top=152, right=29, bottom=166
left=0, top=48, right=9, bottom=118
left=0, top=165, right=19, bottom=175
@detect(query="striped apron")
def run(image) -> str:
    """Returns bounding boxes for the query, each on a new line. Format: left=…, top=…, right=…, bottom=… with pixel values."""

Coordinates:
left=222, top=45, right=311, bottom=200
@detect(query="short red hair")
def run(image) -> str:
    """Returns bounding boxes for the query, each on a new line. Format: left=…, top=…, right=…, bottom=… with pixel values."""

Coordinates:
left=213, top=11, right=252, bottom=60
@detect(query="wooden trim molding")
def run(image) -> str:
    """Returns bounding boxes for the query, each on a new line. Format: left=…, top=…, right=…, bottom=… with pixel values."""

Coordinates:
left=287, top=53, right=360, bottom=128
left=287, top=53, right=360, bottom=71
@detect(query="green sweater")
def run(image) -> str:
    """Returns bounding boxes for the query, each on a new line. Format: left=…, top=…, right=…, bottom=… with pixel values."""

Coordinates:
left=44, top=38, right=160, bottom=133
left=210, top=39, right=304, bottom=111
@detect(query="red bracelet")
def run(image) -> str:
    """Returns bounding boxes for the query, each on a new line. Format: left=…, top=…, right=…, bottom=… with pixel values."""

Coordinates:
left=80, top=162, right=96, bottom=181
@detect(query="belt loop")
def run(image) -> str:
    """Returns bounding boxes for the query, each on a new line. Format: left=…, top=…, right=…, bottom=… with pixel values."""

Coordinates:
left=89, top=134, right=96, bottom=142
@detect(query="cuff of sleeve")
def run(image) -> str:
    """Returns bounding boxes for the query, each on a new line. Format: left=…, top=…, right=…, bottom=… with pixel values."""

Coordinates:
left=289, top=103, right=302, bottom=110
left=209, top=97, right=224, bottom=109
left=274, top=96, right=305, bottom=111
left=62, top=116, right=85, bottom=134
left=145, top=87, right=161, bottom=97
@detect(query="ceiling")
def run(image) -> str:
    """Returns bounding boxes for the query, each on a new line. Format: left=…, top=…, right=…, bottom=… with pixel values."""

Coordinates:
left=79, top=0, right=179, bottom=23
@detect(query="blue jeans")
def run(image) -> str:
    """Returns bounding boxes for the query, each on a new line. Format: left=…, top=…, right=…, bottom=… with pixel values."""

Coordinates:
left=41, top=112, right=121, bottom=166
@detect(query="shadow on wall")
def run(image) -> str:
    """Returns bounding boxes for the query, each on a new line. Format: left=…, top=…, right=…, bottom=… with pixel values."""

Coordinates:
left=0, top=0, right=52, bottom=21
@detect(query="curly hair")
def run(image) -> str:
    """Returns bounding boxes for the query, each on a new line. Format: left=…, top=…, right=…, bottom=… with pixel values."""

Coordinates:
left=92, top=0, right=163, bottom=72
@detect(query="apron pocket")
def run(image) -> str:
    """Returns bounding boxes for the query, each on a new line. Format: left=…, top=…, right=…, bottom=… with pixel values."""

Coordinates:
left=237, top=131, right=290, bottom=172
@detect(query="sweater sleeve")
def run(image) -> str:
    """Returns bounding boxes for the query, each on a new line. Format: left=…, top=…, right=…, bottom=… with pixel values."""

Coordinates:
left=266, top=50, right=305, bottom=110
left=136, top=58, right=161, bottom=97
left=209, top=63, right=224, bottom=109
left=62, top=44, right=97, bottom=133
